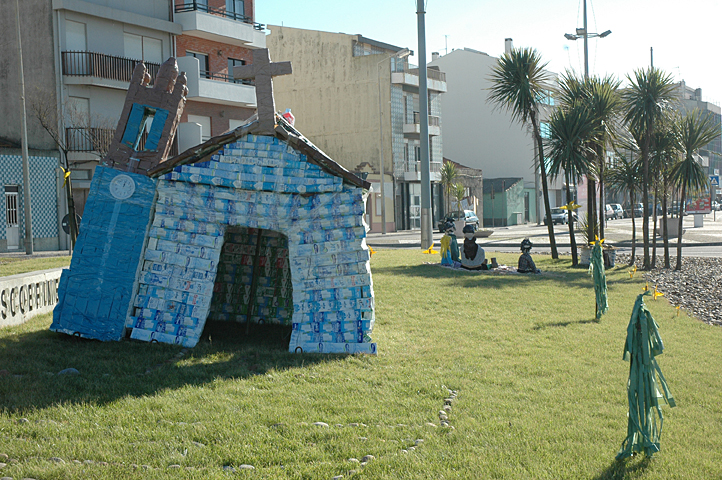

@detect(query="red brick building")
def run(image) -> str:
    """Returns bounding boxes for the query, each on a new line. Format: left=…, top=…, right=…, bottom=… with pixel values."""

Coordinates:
left=173, top=0, right=265, bottom=144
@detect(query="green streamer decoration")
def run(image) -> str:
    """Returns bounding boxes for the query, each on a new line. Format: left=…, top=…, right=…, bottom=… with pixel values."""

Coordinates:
left=617, top=292, right=676, bottom=459
left=588, top=236, right=608, bottom=319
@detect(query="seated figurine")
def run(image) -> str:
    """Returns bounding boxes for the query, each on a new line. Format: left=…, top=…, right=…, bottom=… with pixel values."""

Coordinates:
left=439, top=220, right=460, bottom=266
left=517, top=238, right=540, bottom=274
left=460, top=225, right=487, bottom=270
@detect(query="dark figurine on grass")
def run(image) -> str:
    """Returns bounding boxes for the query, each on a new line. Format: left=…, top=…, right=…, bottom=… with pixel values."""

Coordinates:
left=460, top=225, right=488, bottom=270
left=518, top=238, right=540, bottom=274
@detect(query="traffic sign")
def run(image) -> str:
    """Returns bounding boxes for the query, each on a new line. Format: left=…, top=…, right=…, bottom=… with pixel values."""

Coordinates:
left=711, top=175, right=720, bottom=187
left=61, top=214, right=81, bottom=235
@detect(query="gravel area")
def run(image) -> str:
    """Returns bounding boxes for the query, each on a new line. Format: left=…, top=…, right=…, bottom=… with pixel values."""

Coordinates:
left=617, top=253, right=722, bottom=327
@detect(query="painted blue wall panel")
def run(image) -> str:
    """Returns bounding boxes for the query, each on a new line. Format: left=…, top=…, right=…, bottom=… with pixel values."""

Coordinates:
left=51, top=166, right=156, bottom=341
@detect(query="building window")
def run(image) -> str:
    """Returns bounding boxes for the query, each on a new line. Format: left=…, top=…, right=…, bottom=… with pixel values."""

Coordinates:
left=124, top=33, right=162, bottom=64
left=226, top=0, right=245, bottom=19
left=187, top=51, right=210, bottom=78
left=540, top=122, right=551, bottom=139
left=188, top=114, right=212, bottom=142
left=228, top=57, right=246, bottom=83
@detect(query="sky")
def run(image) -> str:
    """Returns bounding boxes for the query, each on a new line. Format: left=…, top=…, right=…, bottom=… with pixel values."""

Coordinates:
left=257, top=0, right=722, bottom=106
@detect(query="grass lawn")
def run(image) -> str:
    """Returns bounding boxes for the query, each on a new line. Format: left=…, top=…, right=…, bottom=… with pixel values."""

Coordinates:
left=0, top=256, right=71, bottom=277
left=0, top=250, right=720, bottom=479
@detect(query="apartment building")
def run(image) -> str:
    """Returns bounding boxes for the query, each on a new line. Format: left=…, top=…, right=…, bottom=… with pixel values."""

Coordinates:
left=674, top=81, right=722, bottom=176
left=429, top=44, right=562, bottom=224
left=266, top=26, right=447, bottom=232
left=173, top=0, right=263, bottom=145
left=0, top=0, right=263, bottom=252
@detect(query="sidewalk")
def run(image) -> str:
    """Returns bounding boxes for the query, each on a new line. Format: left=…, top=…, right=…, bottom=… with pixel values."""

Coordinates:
left=366, top=213, right=722, bottom=248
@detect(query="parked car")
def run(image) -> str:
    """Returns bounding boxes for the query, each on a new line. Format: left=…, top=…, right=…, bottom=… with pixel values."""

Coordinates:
left=669, top=201, right=687, bottom=216
left=544, top=207, right=577, bottom=225
left=604, top=204, right=615, bottom=221
left=624, top=203, right=651, bottom=217
left=610, top=203, right=624, bottom=219
left=437, top=210, right=479, bottom=232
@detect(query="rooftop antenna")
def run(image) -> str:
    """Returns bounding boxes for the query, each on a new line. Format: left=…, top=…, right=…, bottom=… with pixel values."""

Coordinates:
left=445, top=34, right=449, bottom=55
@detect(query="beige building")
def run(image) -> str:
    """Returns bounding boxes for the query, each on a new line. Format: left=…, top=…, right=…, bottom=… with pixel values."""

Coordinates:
left=674, top=81, right=721, bottom=176
left=266, top=26, right=447, bottom=232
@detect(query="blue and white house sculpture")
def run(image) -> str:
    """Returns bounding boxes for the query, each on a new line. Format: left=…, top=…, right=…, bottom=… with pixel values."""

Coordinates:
left=51, top=52, right=376, bottom=354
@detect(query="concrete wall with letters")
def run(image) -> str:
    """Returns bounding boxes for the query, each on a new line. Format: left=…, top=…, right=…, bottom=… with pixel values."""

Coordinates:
left=0, top=268, right=65, bottom=328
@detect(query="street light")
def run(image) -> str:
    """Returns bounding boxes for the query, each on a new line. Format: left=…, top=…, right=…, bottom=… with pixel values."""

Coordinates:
left=563, top=0, right=611, bottom=78
left=564, top=0, right=611, bottom=241
left=377, top=47, right=411, bottom=234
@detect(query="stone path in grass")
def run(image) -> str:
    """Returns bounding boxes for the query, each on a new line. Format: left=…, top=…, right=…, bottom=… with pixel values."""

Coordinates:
left=617, top=254, right=722, bottom=327
left=0, top=388, right=459, bottom=479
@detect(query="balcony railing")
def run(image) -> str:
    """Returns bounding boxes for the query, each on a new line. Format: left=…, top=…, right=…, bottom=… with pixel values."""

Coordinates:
left=402, top=160, right=443, bottom=174
left=412, top=112, right=441, bottom=127
left=392, top=62, right=446, bottom=82
left=62, top=51, right=160, bottom=82
left=200, top=70, right=254, bottom=86
left=175, top=2, right=264, bottom=30
left=65, top=127, right=114, bottom=152
left=65, top=127, right=179, bottom=157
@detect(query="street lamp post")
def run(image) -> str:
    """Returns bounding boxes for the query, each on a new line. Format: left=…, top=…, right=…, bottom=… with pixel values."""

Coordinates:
left=417, top=0, right=433, bottom=250
left=15, top=0, right=33, bottom=255
left=564, top=0, right=610, bottom=238
left=563, top=0, right=611, bottom=79
left=377, top=48, right=411, bottom=235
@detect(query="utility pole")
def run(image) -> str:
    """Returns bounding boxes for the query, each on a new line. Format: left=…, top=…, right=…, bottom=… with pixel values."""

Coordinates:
left=582, top=0, right=589, bottom=78
left=417, top=0, right=433, bottom=250
left=15, top=0, right=33, bottom=255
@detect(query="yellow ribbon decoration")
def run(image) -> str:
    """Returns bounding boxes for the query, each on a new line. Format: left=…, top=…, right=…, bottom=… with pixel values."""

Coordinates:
left=423, top=245, right=438, bottom=254
left=676, top=305, right=681, bottom=317
left=61, top=166, right=71, bottom=187
left=368, top=246, right=376, bottom=256
left=590, top=234, right=605, bottom=247
left=559, top=201, right=582, bottom=211
left=653, top=285, right=664, bottom=300
left=643, top=283, right=649, bottom=292
left=628, top=265, right=637, bottom=278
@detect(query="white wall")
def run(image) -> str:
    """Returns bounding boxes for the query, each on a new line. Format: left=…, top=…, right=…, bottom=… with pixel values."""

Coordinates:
left=0, top=268, right=65, bottom=328
left=429, top=49, right=537, bottom=184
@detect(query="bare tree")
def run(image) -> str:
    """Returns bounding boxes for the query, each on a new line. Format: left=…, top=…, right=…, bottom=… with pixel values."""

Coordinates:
left=29, top=88, right=116, bottom=248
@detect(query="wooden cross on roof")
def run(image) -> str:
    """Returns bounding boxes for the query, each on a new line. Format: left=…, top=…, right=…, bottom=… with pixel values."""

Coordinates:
left=234, top=49, right=292, bottom=135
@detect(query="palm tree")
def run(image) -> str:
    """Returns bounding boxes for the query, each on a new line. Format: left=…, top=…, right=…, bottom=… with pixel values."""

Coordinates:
left=489, top=47, right=558, bottom=259
left=671, top=109, right=720, bottom=270
left=587, top=76, right=622, bottom=240
left=556, top=72, right=598, bottom=244
left=649, top=121, right=680, bottom=268
left=440, top=161, right=458, bottom=217
left=622, top=67, right=677, bottom=269
left=556, top=73, right=621, bottom=242
left=453, top=183, right=466, bottom=214
left=546, top=104, right=596, bottom=266
left=607, top=150, right=642, bottom=266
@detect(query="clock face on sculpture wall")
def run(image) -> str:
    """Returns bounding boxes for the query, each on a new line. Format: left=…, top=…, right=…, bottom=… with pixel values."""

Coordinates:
left=109, top=174, right=136, bottom=200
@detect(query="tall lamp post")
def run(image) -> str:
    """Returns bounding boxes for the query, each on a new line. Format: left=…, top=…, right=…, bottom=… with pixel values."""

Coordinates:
left=15, top=0, right=33, bottom=255
left=417, top=0, right=433, bottom=250
left=377, top=48, right=411, bottom=234
left=563, top=0, right=611, bottom=79
left=564, top=0, right=610, bottom=238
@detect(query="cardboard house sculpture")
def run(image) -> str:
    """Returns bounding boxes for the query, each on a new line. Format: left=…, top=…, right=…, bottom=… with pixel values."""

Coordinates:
left=50, top=52, right=376, bottom=354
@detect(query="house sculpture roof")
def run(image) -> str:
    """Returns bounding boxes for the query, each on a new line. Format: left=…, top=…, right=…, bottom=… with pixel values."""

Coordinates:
left=149, top=114, right=370, bottom=191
